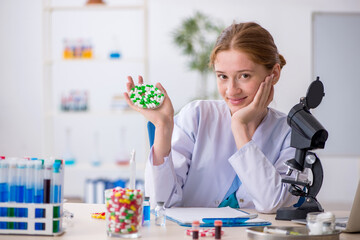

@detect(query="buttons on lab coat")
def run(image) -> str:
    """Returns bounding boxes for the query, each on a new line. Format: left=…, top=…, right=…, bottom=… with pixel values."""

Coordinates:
left=239, top=199, right=244, bottom=203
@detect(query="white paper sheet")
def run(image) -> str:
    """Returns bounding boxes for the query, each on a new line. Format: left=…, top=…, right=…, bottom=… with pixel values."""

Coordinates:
left=165, top=206, right=258, bottom=224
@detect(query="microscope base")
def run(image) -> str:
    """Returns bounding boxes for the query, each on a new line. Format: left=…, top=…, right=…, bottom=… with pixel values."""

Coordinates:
left=275, top=199, right=324, bottom=220
left=276, top=207, right=315, bottom=220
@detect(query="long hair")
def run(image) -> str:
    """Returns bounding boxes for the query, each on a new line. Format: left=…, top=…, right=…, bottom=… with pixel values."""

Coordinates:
left=209, top=22, right=286, bottom=70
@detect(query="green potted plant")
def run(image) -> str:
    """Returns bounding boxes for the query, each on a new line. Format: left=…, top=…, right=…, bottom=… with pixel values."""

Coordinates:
left=172, top=12, right=224, bottom=99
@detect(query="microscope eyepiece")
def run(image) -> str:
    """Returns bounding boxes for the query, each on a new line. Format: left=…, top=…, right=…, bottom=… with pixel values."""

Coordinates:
left=287, top=79, right=328, bottom=151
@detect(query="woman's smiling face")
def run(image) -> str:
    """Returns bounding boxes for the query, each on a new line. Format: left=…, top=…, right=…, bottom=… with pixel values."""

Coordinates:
left=215, top=49, right=271, bottom=115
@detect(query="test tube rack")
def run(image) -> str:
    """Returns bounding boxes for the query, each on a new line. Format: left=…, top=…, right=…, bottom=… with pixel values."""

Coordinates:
left=0, top=202, right=64, bottom=236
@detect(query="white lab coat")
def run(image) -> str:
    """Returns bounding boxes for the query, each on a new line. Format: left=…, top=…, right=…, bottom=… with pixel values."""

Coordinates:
left=145, top=100, right=299, bottom=213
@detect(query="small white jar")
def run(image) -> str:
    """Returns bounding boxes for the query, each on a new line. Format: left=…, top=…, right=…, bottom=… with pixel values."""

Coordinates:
left=307, top=212, right=335, bottom=235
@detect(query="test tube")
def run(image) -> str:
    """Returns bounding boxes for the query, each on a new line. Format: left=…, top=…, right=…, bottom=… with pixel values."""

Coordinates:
left=0, top=160, right=9, bottom=229
left=25, top=161, right=35, bottom=203
left=55, top=159, right=64, bottom=203
left=34, top=159, right=44, bottom=230
left=52, top=162, right=61, bottom=203
left=52, top=159, right=62, bottom=233
left=8, top=158, right=18, bottom=229
left=43, top=160, right=53, bottom=204
left=34, top=160, right=44, bottom=204
left=16, top=160, right=27, bottom=229
left=25, top=160, right=35, bottom=231
left=215, top=220, right=222, bottom=240
left=192, top=220, right=200, bottom=240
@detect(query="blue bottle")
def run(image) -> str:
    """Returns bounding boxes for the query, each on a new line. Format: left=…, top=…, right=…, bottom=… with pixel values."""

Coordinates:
left=142, top=197, right=150, bottom=226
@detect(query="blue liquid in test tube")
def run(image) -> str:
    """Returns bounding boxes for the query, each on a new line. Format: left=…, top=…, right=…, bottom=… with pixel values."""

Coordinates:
left=56, top=159, right=64, bottom=204
left=52, top=162, right=62, bottom=203
left=34, top=160, right=44, bottom=230
left=16, top=160, right=27, bottom=229
left=8, top=158, right=18, bottom=229
left=34, top=160, right=44, bottom=204
left=25, top=161, right=35, bottom=203
left=0, top=160, right=9, bottom=229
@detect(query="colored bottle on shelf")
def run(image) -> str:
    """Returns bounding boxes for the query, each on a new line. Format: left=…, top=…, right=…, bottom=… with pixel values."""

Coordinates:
left=63, top=39, right=73, bottom=59
left=109, top=35, right=121, bottom=59
left=82, top=39, right=93, bottom=59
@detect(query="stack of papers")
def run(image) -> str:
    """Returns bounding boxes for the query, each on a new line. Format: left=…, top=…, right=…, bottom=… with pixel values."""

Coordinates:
left=164, top=207, right=271, bottom=227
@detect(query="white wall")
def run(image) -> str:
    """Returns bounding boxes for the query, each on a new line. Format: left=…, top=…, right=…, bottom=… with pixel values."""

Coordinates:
left=0, top=0, right=43, bottom=157
left=1, top=0, right=359, bottom=206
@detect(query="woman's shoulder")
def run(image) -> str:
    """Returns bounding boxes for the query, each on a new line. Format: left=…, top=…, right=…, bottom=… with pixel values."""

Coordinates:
left=268, top=107, right=287, bottom=120
left=266, top=107, right=290, bottom=133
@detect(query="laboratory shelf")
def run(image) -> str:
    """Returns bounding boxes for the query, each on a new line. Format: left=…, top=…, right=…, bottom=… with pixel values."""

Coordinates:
left=44, top=5, right=145, bottom=12
left=43, top=58, right=145, bottom=65
left=42, top=0, right=149, bottom=199
left=44, top=110, right=138, bottom=118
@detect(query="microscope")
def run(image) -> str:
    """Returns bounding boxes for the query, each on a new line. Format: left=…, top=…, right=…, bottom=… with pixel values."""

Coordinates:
left=276, top=77, right=328, bottom=220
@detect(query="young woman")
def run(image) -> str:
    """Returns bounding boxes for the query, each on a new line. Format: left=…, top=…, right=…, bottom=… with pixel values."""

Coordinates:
left=124, top=22, right=299, bottom=213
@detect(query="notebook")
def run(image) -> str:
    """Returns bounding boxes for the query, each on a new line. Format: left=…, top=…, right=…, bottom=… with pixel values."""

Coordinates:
left=163, top=206, right=271, bottom=227
left=292, top=179, right=360, bottom=233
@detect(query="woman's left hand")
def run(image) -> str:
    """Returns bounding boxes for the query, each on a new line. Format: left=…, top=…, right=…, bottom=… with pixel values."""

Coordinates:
left=231, top=74, right=274, bottom=148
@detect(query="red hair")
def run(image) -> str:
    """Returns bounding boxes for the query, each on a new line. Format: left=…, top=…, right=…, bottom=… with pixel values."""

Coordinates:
left=209, top=22, right=286, bottom=70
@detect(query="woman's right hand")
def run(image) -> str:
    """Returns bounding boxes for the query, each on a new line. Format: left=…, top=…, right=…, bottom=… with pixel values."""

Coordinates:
left=123, top=75, right=174, bottom=128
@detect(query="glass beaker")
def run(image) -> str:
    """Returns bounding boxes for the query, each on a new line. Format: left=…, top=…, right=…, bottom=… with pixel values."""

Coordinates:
left=105, top=187, right=144, bottom=238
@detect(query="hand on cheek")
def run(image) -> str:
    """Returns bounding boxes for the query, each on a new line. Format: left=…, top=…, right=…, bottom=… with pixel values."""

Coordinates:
left=255, top=74, right=274, bottom=109
left=232, top=74, right=274, bottom=124
left=230, top=74, right=274, bottom=149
